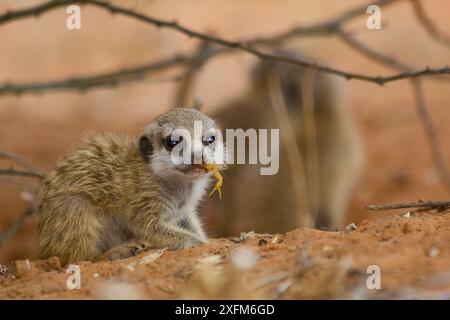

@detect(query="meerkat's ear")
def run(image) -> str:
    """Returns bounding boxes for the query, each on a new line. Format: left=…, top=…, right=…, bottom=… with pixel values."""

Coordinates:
left=139, top=135, right=153, bottom=161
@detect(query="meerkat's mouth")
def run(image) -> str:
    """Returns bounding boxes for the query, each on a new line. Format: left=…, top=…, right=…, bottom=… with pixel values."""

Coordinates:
left=178, top=164, right=207, bottom=177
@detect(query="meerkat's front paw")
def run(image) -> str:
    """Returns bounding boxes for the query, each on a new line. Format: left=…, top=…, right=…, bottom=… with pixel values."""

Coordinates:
left=183, top=235, right=208, bottom=248
left=197, top=236, right=209, bottom=245
left=166, top=235, right=205, bottom=251
left=100, top=241, right=153, bottom=261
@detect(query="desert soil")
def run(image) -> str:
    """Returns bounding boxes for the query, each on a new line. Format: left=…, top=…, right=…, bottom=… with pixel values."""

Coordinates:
left=0, top=212, right=449, bottom=299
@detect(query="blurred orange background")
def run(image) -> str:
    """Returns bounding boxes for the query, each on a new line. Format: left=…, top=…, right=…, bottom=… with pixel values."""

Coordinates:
left=1, top=0, right=450, bottom=264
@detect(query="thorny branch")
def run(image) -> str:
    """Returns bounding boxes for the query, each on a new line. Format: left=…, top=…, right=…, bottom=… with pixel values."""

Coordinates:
left=410, top=0, right=450, bottom=48
left=0, top=53, right=209, bottom=95
left=0, top=0, right=449, bottom=96
left=366, top=200, right=450, bottom=211
left=0, top=168, right=45, bottom=180
left=0, top=150, right=43, bottom=174
left=0, top=151, right=45, bottom=179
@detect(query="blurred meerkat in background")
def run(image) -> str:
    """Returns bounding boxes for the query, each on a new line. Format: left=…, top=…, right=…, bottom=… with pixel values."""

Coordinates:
left=205, top=57, right=363, bottom=235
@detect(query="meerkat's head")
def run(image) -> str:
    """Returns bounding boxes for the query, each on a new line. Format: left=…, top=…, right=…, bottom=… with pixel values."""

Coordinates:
left=139, top=108, right=224, bottom=182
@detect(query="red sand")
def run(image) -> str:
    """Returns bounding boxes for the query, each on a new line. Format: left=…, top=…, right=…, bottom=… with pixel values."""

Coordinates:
left=1, top=212, right=449, bottom=299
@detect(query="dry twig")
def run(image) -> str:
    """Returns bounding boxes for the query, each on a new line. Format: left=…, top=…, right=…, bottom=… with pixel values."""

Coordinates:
left=0, top=0, right=449, bottom=97
left=0, top=150, right=44, bottom=175
left=410, top=0, right=450, bottom=48
left=366, top=200, right=450, bottom=211
left=172, top=42, right=213, bottom=108
left=0, top=168, right=45, bottom=179
left=0, top=53, right=205, bottom=95
left=0, top=206, right=35, bottom=247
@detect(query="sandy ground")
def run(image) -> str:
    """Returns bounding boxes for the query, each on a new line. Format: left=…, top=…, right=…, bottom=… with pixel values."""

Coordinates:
left=0, top=211, right=449, bottom=299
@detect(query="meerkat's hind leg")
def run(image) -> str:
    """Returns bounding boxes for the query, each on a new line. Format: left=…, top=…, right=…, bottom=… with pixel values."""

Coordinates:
left=100, top=220, right=206, bottom=261
left=38, top=194, right=102, bottom=265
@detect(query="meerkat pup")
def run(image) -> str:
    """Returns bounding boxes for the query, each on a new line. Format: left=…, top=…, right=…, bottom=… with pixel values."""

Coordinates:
left=37, top=108, right=223, bottom=265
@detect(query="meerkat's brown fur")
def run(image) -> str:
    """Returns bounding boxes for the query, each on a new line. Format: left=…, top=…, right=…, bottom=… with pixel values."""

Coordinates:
left=37, top=109, right=217, bottom=265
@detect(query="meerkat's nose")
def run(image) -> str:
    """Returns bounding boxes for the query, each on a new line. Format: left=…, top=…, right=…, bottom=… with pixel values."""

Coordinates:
left=191, top=150, right=206, bottom=164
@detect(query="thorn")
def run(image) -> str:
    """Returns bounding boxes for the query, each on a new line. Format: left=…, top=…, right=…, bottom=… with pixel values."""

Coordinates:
left=375, top=77, right=385, bottom=85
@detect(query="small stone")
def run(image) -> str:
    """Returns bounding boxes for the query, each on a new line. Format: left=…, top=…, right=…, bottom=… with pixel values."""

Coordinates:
left=14, top=259, right=38, bottom=278
left=428, top=246, right=439, bottom=258
left=138, top=248, right=166, bottom=265
left=402, top=212, right=411, bottom=218
left=258, top=239, right=268, bottom=246
left=197, top=255, right=222, bottom=266
left=240, top=231, right=256, bottom=240
left=344, top=223, right=357, bottom=232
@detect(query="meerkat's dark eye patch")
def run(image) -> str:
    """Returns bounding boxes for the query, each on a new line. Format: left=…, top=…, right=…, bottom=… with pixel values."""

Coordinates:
left=164, top=135, right=183, bottom=151
left=139, top=136, right=153, bottom=161
left=203, top=135, right=216, bottom=146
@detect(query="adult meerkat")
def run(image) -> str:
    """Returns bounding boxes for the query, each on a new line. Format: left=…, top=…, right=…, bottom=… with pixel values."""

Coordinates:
left=37, top=108, right=223, bottom=265
left=209, top=59, right=363, bottom=234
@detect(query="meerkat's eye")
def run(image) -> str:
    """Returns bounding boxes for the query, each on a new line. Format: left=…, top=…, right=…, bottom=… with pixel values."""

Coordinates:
left=203, top=135, right=216, bottom=146
left=164, top=135, right=183, bottom=151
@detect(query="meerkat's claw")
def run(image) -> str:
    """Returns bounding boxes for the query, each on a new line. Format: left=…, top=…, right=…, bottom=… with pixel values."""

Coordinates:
left=100, top=241, right=153, bottom=261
